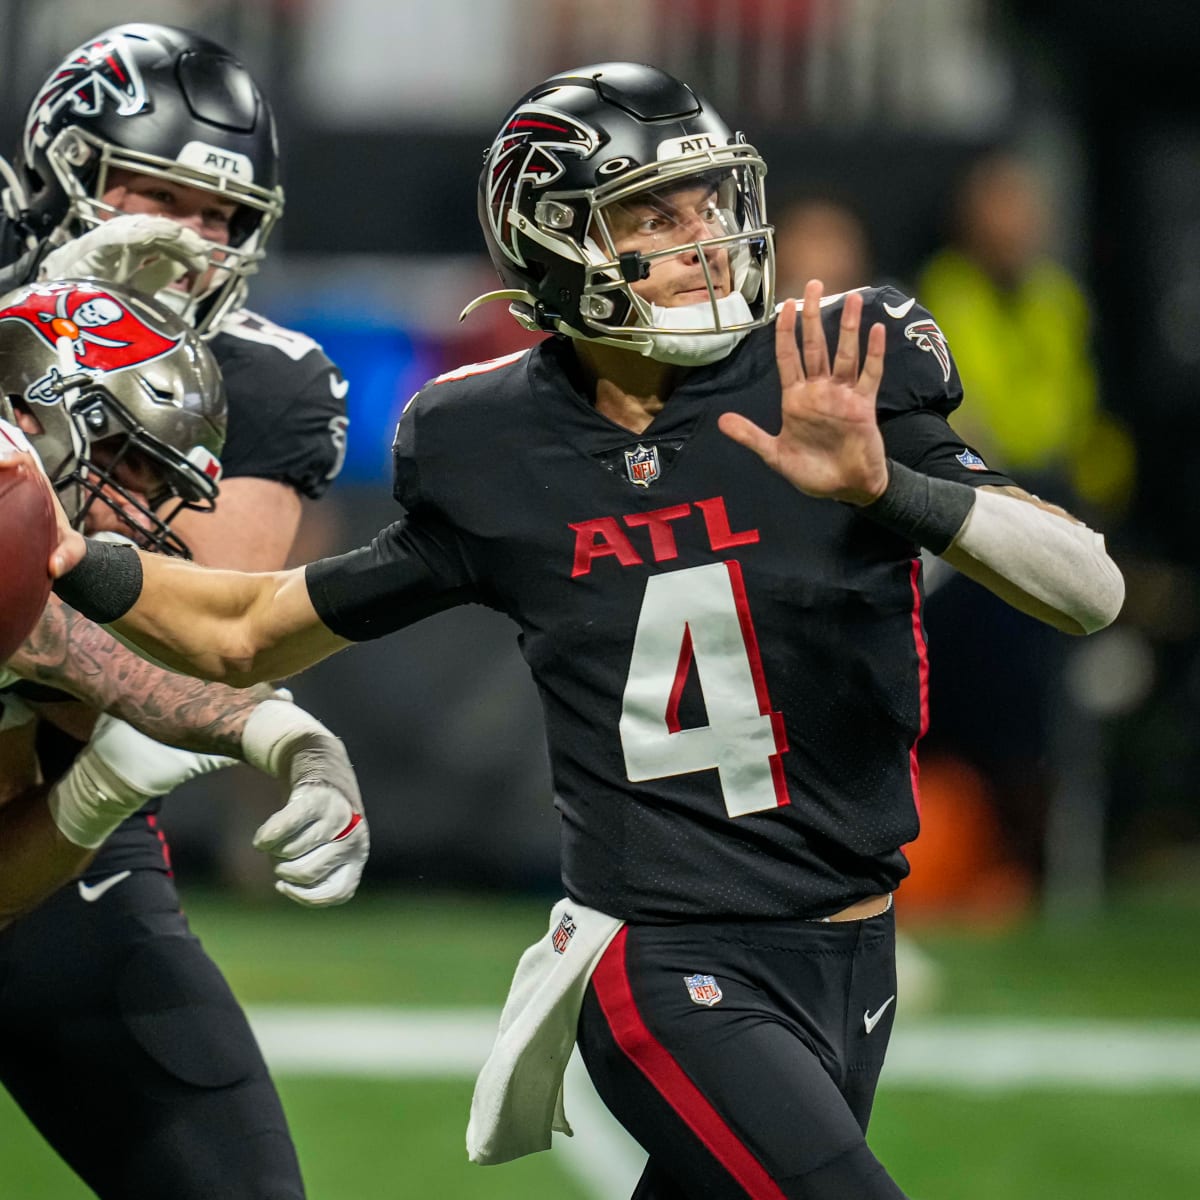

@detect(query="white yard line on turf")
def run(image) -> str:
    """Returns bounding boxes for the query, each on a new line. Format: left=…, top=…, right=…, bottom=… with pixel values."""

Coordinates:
left=247, top=1010, right=1200, bottom=1200
left=248, top=1008, right=1200, bottom=1090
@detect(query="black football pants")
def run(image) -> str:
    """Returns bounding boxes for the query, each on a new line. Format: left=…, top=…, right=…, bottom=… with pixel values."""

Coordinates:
left=0, top=870, right=304, bottom=1199
left=577, top=908, right=909, bottom=1199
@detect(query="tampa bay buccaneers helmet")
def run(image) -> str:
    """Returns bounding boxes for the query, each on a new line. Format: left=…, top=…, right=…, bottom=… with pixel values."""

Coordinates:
left=10, top=23, right=283, bottom=334
left=0, top=278, right=225, bottom=557
left=470, top=62, right=774, bottom=357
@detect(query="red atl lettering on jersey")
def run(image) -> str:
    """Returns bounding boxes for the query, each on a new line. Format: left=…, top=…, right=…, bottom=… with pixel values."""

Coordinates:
left=569, top=496, right=759, bottom=578
left=623, top=504, right=691, bottom=562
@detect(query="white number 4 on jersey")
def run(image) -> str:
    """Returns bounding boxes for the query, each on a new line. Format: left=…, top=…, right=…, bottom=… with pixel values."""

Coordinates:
left=619, top=562, right=789, bottom=817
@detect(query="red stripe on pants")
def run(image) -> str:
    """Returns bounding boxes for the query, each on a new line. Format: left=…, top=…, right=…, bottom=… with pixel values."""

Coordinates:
left=590, top=927, right=787, bottom=1200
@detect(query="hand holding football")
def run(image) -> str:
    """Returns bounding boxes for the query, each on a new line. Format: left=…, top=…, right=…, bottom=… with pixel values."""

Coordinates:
left=0, top=460, right=56, bottom=662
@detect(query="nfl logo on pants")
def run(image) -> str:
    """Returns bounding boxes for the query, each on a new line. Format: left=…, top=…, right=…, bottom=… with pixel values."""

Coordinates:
left=684, top=973, right=723, bottom=1007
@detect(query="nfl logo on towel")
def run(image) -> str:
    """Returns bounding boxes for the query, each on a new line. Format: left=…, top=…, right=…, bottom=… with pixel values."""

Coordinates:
left=551, top=913, right=577, bottom=954
left=684, top=973, right=723, bottom=1007
left=624, top=443, right=660, bottom=487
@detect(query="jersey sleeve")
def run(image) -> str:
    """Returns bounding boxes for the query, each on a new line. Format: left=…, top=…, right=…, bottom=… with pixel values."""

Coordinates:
left=882, top=409, right=1016, bottom=488
left=390, top=389, right=426, bottom=509
left=213, top=315, right=349, bottom=500
left=305, top=510, right=479, bottom=642
left=218, top=358, right=347, bottom=499
left=307, top=385, right=480, bottom=641
left=866, top=286, right=965, bottom=420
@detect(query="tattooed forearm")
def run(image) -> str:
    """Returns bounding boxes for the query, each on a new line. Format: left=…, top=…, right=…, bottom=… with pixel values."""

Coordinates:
left=7, top=599, right=274, bottom=755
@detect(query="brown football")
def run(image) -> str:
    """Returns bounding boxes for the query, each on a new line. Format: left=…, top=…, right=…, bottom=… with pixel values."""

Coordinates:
left=0, top=462, right=56, bottom=664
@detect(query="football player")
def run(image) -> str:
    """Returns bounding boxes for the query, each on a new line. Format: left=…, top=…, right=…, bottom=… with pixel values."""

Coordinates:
left=0, top=281, right=367, bottom=1199
left=0, top=24, right=349, bottom=1199
left=41, top=64, right=1125, bottom=1198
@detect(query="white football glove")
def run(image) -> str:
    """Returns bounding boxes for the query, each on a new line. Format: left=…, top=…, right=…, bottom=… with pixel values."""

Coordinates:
left=37, top=214, right=209, bottom=294
left=243, top=700, right=369, bottom=908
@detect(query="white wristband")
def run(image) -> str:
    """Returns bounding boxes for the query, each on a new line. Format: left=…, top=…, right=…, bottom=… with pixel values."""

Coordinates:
left=241, top=698, right=334, bottom=778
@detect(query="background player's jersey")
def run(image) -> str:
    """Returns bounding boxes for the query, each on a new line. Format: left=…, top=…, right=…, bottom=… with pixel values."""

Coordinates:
left=308, top=287, right=1014, bottom=921
left=209, top=309, right=348, bottom=499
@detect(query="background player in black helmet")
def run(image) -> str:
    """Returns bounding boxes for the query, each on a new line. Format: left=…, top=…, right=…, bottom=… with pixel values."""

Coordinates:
left=39, top=63, right=1124, bottom=1197
left=0, top=24, right=350, bottom=1199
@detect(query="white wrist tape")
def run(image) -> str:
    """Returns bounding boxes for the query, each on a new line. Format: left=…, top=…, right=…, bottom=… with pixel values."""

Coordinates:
left=90, top=714, right=236, bottom=793
left=241, top=698, right=336, bottom=778
left=951, top=489, right=1125, bottom=634
left=48, top=746, right=157, bottom=849
left=47, top=715, right=237, bottom=848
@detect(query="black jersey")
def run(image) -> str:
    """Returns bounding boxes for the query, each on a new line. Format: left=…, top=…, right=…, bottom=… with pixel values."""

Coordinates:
left=311, top=287, right=1013, bottom=922
left=208, top=309, right=348, bottom=498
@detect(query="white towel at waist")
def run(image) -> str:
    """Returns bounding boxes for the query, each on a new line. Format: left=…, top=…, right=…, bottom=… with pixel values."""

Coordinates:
left=467, top=896, right=624, bottom=1165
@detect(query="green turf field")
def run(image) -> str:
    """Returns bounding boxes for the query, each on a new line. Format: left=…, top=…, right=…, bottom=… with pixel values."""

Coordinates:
left=2, top=887, right=1197, bottom=1198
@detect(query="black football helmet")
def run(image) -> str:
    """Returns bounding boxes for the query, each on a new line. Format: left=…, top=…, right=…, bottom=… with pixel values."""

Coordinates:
left=10, top=23, right=283, bottom=334
left=0, top=278, right=225, bottom=557
left=471, top=62, right=774, bottom=355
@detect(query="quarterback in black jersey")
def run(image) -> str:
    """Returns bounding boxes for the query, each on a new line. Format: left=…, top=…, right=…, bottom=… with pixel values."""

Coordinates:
left=0, top=25, right=349, bottom=1200
left=40, top=64, right=1124, bottom=1199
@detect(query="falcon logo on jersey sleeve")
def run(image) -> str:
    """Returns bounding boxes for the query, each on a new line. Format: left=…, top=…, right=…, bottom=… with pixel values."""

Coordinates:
left=485, top=105, right=599, bottom=267
left=24, top=33, right=146, bottom=159
left=903, top=318, right=952, bottom=383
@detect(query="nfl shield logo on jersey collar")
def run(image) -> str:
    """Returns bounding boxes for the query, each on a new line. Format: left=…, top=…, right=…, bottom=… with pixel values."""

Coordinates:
left=684, top=973, right=723, bottom=1007
left=624, top=443, right=661, bottom=487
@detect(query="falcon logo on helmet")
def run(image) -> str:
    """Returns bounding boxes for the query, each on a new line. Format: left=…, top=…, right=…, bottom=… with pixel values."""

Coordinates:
left=24, top=35, right=146, bottom=162
left=0, top=282, right=181, bottom=390
left=904, top=318, right=953, bottom=383
left=485, top=105, right=600, bottom=267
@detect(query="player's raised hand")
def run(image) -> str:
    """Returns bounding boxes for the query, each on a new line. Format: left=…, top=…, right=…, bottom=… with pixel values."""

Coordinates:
left=718, top=279, right=890, bottom=506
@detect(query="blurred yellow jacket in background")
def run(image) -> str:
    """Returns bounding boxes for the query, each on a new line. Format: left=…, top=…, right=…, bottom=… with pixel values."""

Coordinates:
left=917, top=247, right=1134, bottom=513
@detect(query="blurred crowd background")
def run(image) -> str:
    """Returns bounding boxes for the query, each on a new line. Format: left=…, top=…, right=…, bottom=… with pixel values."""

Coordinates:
left=2, top=0, right=1198, bottom=922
